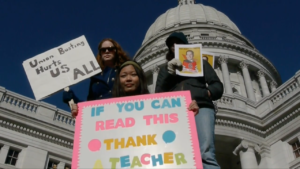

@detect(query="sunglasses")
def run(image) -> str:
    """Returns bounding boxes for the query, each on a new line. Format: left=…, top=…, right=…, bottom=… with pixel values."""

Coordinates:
left=99, top=47, right=116, bottom=54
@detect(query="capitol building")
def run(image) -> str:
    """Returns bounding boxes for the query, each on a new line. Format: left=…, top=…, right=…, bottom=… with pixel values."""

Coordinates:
left=0, top=0, right=300, bottom=169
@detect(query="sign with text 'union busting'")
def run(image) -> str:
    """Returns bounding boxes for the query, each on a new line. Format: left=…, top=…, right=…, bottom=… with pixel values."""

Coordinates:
left=73, top=91, right=203, bottom=169
left=23, top=35, right=101, bottom=100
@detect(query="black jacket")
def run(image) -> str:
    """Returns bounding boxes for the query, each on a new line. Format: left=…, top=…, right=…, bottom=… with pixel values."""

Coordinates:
left=155, top=60, right=224, bottom=109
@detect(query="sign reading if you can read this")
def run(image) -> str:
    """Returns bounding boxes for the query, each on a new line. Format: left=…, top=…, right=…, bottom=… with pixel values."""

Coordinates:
left=23, top=35, right=101, bottom=100
left=72, top=91, right=203, bottom=169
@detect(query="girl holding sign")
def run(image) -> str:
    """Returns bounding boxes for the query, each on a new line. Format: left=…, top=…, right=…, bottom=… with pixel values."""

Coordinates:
left=71, top=61, right=149, bottom=117
left=155, top=32, right=224, bottom=169
left=63, top=38, right=130, bottom=115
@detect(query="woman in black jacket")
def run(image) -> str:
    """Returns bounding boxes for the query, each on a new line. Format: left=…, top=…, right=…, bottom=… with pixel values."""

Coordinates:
left=63, top=38, right=130, bottom=117
left=155, top=32, right=223, bottom=169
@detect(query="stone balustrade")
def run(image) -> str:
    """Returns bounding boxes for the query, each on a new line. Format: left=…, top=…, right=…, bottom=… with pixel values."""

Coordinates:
left=2, top=91, right=38, bottom=113
left=54, top=109, right=75, bottom=126
left=187, top=36, right=218, bottom=40
left=270, top=79, right=299, bottom=106
left=0, top=87, right=74, bottom=130
left=216, top=72, right=300, bottom=115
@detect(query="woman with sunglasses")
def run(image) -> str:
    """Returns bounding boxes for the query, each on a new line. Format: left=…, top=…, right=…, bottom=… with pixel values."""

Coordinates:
left=63, top=38, right=130, bottom=116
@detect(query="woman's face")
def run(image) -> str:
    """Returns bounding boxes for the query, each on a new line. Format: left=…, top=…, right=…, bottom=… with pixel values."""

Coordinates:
left=100, top=40, right=116, bottom=63
left=119, top=65, right=140, bottom=95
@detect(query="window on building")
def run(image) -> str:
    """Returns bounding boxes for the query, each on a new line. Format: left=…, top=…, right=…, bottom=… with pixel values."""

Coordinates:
left=47, top=160, right=58, bottom=169
left=292, top=140, right=300, bottom=158
left=201, top=33, right=209, bottom=36
left=5, top=149, right=20, bottom=166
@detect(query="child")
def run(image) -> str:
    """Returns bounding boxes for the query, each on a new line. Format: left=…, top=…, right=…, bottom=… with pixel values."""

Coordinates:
left=182, top=50, right=198, bottom=73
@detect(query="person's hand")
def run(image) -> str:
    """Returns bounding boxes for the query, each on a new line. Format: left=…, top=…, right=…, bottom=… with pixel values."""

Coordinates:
left=71, top=104, right=78, bottom=118
left=167, top=58, right=183, bottom=74
left=63, top=89, right=75, bottom=104
left=188, top=100, right=199, bottom=116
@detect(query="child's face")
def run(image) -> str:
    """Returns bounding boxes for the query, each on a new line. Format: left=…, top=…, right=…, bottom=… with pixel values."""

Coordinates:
left=186, top=51, right=194, bottom=60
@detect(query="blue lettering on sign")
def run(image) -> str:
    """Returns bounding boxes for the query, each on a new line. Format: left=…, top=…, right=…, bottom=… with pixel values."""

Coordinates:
left=151, top=98, right=181, bottom=109
left=151, top=100, right=160, bottom=109
left=117, top=103, right=125, bottom=112
left=116, top=101, right=144, bottom=112
left=125, top=103, right=134, bottom=112
left=171, top=98, right=181, bottom=107
left=91, top=106, right=104, bottom=117
left=120, top=155, right=130, bottom=168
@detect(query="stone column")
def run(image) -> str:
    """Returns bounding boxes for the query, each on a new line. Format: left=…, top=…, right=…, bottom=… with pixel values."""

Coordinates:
left=152, top=65, right=160, bottom=93
left=240, top=61, right=256, bottom=101
left=218, top=57, right=232, bottom=94
left=270, top=81, right=277, bottom=92
left=258, top=144, right=271, bottom=168
left=0, top=145, right=9, bottom=163
left=237, top=71, right=247, bottom=97
left=233, top=140, right=261, bottom=169
left=257, top=70, right=270, bottom=97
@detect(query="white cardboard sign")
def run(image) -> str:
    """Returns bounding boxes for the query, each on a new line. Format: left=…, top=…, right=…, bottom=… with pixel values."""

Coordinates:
left=72, top=91, right=203, bottom=169
left=23, top=35, right=101, bottom=100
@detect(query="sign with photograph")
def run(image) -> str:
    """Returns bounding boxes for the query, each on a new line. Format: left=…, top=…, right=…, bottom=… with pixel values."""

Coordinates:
left=23, top=35, right=101, bottom=100
left=175, top=44, right=203, bottom=77
left=72, top=91, right=203, bottom=169
left=202, top=51, right=215, bottom=68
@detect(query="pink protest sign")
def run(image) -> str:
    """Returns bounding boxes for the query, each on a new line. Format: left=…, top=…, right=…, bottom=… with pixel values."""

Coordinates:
left=72, top=91, right=202, bottom=169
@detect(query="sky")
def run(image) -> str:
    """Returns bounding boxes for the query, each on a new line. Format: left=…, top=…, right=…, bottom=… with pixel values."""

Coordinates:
left=1, top=0, right=300, bottom=112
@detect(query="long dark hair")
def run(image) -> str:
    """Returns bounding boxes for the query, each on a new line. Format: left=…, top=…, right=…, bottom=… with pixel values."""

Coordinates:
left=112, top=61, right=149, bottom=97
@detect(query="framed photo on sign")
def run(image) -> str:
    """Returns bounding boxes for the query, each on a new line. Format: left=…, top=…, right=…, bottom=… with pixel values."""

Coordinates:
left=175, top=44, right=203, bottom=77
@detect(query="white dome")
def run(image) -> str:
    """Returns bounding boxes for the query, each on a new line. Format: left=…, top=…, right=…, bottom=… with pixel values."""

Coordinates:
left=142, top=3, right=241, bottom=44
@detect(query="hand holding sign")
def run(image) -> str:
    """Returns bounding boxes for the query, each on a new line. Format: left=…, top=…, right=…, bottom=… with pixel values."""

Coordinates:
left=23, top=35, right=101, bottom=100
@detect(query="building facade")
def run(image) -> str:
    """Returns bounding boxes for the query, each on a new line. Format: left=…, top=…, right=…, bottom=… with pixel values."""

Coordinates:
left=0, top=1, right=300, bottom=169
left=0, top=86, right=73, bottom=169
left=133, top=0, right=300, bottom=168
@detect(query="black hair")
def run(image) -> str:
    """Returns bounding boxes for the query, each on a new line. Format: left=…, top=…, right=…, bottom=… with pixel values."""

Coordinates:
left=165, top=37, right=185, bottom=61
left=112, top=61, right=149, bottom=97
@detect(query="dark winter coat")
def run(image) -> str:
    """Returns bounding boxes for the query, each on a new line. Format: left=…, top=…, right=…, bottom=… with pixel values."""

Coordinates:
left=155, top=60, right=224, bottom=109
left=62, top=66, right=117, bottom=104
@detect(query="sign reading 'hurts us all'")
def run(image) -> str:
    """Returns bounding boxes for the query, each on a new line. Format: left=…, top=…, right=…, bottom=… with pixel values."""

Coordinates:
left=23, top=35, right=101, bottom=100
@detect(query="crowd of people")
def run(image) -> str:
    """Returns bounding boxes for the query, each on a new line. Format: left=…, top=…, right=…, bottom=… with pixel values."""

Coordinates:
left=63, top=32, right=224, bottom=169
